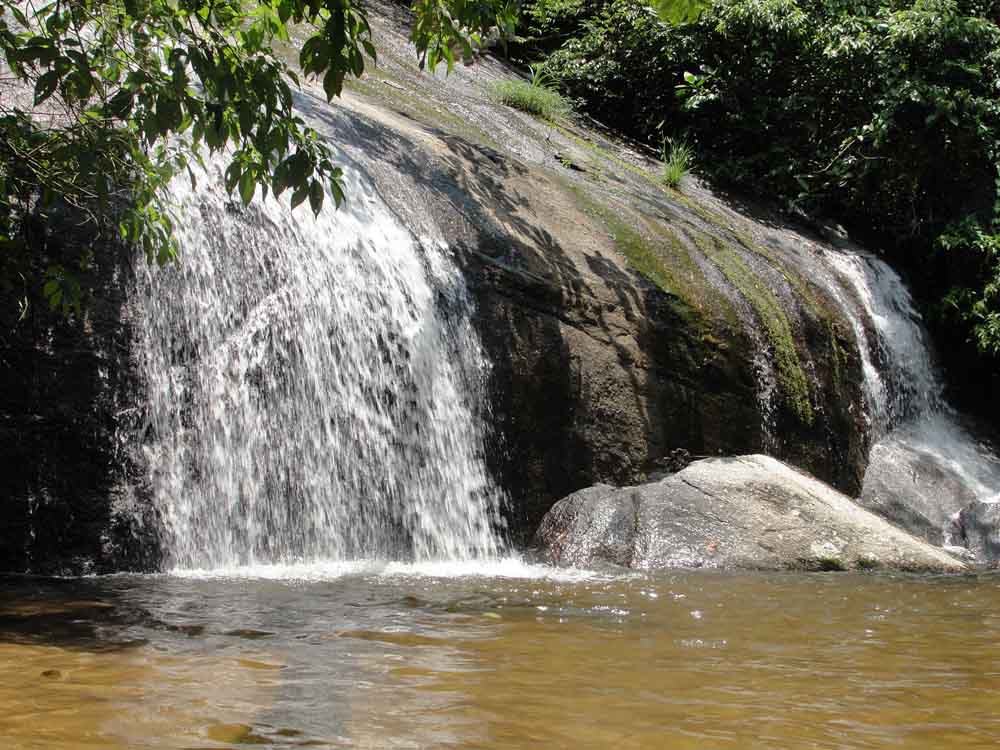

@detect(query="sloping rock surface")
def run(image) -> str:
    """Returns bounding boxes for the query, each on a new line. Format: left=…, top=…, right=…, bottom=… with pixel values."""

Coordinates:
left=535, top=455, right=964, bottom=572
left=320, top=1, right=872, bottom=539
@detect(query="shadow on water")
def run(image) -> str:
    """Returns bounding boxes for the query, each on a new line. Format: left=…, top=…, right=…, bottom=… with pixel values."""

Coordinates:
left=0, top=575, right=162, bottom=652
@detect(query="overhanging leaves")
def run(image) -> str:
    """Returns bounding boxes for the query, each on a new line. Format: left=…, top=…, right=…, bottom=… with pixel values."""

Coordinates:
left=1, top=0, right=515, bottom=316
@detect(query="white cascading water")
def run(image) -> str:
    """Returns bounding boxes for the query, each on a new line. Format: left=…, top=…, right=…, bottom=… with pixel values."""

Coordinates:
left=821, top=250, right=1000, bottom=512
left=131, top=156, right=505, bottom=570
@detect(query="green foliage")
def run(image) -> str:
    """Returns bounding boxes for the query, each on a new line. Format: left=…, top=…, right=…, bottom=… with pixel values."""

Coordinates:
left=411, top=0, right=518, bottom=72
left=490, top=65, right=572, bottom=118
left=0, top=0, right=515, bottom=315
left=660, top=139, right=692, bottom=189
left=649, top=0, right=708, bottom=23
left=519, top=0, right=1000, bottom=391
left=937, top=216, right=1000, bottom=354
left=515, top=0, right=600, bottom=57
left=541, top=0, right=693, bottom=139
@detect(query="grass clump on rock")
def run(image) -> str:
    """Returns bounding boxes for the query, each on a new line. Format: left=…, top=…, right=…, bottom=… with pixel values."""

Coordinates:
left=491, top=65, right=571, bottom=120
left=660, top=140, right=692, bottom=190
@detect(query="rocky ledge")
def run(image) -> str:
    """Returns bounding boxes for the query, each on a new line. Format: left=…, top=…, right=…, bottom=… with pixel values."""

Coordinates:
left=533, top=454, right=965, bottom=573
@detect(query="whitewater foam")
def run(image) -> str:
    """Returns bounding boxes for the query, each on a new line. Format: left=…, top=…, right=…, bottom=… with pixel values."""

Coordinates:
left=167, top=556, right=607, bottom=583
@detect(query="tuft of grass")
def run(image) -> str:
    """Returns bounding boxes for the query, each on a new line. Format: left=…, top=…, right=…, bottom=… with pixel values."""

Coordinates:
left=660, top=140, right=693, bottom=190
left=490, top=65, right=571, bottom=120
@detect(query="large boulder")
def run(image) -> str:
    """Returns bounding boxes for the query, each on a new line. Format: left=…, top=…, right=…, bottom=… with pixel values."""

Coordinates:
left=534, top=455, right=964, bottom=572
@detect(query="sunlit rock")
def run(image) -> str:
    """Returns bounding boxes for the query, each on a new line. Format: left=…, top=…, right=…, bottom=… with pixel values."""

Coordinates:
left=534, top=455, right=965, bottom=572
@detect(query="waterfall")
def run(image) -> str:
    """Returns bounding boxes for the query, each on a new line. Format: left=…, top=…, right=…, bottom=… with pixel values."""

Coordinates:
left=130, top=156, right=505, bottom=570
left=820, top=249, right=1000, bottom=535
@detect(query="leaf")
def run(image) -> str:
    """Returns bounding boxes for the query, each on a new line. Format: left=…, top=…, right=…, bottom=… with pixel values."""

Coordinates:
left=239, top=169, right=256, bottom=205
left=278, top=0, right=292, bottom=23
left=286, top=150, right=310, bottom=185
left=323, top=68, right=344, bottom=100
left=351, top=48, right=364, bottom=77
left=650, top=0, right=708, bottom=25
left=155, top=96, right=182, bottom=134
left=34, top=69, right=60, bottom=105
left=11, top=5, right=29, bottom=26
left=330, top=178, right=345, bottom=208
left=205, top=118, right=225, bottom=149
left=290, top=184, right=309, bottom=209
left=239, top=101, right=254, bottom=136
left=106, top=88, right=134, bottom=118
left=308, top=179, right=324, bottom=214
left=225, top=161, right=242, bottom=193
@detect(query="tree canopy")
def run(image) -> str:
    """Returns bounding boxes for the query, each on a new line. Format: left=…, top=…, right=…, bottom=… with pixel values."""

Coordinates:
left=0, top=0, right=516, bottom=313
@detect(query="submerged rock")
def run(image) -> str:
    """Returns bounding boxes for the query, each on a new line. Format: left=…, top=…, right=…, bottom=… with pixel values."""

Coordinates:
left=534, top=455, right=964, bottom=572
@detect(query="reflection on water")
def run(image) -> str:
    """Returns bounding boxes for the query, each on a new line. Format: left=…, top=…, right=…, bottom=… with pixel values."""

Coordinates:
left=1, top=569, right=999, bottom=749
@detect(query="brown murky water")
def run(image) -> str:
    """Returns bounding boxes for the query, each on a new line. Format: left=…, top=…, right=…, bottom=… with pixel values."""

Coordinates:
left=2, top=566, right=999, bottom=749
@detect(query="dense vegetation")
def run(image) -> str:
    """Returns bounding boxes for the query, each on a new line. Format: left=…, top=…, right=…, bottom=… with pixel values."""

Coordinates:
left=0, top=0, right=515, bottom=313
left=515, top=0, right=1000, bottom=408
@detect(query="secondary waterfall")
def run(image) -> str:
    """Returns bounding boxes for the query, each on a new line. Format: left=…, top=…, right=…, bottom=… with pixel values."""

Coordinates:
left=131, top=157, right=505, bottom=570
left=821, top=249, right=1000, bottom=528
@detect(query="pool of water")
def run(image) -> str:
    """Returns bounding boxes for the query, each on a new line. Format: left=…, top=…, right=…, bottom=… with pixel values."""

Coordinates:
left=2, top=563, right=999, bottom=749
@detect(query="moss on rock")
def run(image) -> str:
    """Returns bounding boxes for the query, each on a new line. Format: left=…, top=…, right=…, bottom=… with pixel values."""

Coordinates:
left=694, top=232, right=815, bottom=426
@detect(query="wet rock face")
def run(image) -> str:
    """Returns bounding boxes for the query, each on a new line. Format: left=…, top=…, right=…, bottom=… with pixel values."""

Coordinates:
left=857, top=413, right=1000, bottom=558
left=0, top=2, right=876, bottom=569
left=323, top=44, right=871, bottom=543
left=859, top=436, right=976, bottom=546
left=0, top=210, right=160, bottom=574
left=950, top=503, right=1000, bottom=564
left=465, top=251, right=763, bottom=543
left=533, top=455, right=964, bottom=572
left=469, top=256, right=870, bottom=544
